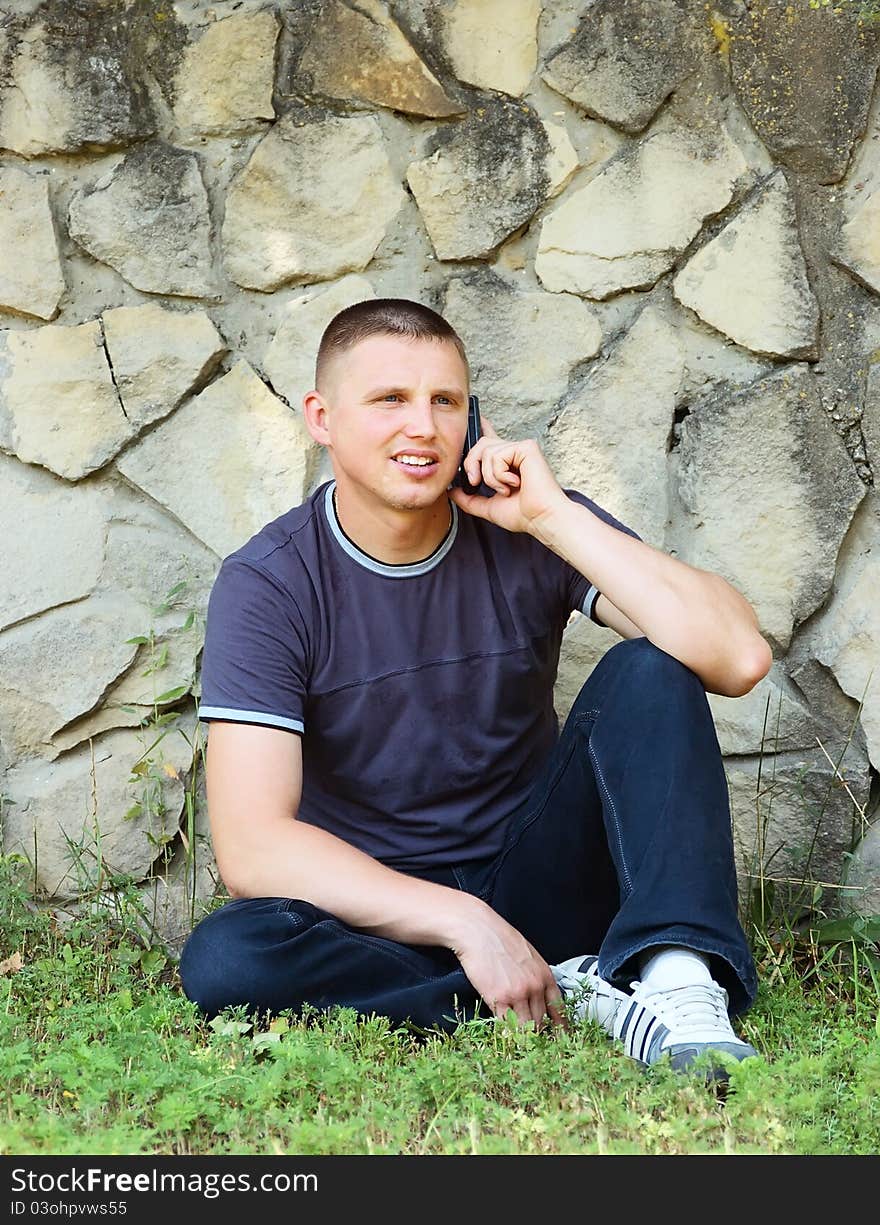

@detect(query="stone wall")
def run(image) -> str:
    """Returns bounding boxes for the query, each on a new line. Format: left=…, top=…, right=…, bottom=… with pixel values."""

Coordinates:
left=1, top=0, right=879, bottom=946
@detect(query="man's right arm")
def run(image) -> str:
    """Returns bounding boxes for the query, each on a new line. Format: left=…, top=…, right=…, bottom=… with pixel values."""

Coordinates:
left=204, top=721, right=564, bottom=1027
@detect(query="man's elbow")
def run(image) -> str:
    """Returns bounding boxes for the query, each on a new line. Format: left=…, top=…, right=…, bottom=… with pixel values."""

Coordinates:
left=731, top=636, right=774, bottom=697
left=221, top=874, right=246, bottom=900
left=217, top=855, right=273, bottom=900
left=211, top=810, right=303, bottom=900
left=213, top=841, right=260, bottom=900
left=216, top=862, right=247, bottom=900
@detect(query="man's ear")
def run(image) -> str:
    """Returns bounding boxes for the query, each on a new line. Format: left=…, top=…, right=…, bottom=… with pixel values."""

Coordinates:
left=302, top=389, right=331, bottom=447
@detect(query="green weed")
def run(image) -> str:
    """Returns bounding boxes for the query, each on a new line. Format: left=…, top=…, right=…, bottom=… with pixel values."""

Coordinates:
left=1, top=587, right=878, bottom=1155
left=1, top=839, right=878, bottom=1156
left=808, top=0, right=880, bottom=25
left=735, top=670, right=879, bottom=1027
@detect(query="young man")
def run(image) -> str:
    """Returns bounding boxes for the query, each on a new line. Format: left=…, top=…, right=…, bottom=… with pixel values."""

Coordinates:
left=181, top=299, right=772, bottom=1080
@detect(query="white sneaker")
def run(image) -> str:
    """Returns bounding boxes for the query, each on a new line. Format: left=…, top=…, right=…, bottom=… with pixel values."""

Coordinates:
left=551, top=954, right=759, bottom=1081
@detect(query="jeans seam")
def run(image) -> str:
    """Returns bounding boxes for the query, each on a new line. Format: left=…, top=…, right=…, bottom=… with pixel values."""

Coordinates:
left=482, top=730, right=582, bottom=902
left=482, top=707, right=603, bottom=904
left=313, top=920, right=460, bottom=984
left=587, top=736, right=633, bottom=896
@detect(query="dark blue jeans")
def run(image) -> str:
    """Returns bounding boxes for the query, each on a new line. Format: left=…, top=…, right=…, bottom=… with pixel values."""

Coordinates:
left=180, top=636, right=757, bottom=1031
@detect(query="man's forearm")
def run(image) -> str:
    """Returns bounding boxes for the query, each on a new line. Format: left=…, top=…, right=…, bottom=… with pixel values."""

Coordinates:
left=532, top=497, right=771, bottom=695
left=228, top=817, right=485, bottom=949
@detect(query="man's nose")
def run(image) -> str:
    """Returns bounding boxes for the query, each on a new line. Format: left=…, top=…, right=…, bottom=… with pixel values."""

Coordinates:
left=403, top=399, right=438, bottom=436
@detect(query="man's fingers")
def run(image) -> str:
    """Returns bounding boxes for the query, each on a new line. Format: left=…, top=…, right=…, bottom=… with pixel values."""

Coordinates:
left=494, top=999, right=530, bottom=1026
left=509, top=987, right=554, bottom=1028
left=489, top=451, right=517, bottom=494
left=512, top=1002, right=533, bottom=1027
left=466, top=438, right=524, bottom=496
left=545, top=991, right=568, bottom=1030
left=473, top=446, right=521, bottom=496
left=493, top=996, right=547, bottom=1030
left=530, top=991, right=549, bottom=1027
left=468, top=443, right=500, bottom=489
left=449, top=485, right=493, bottom=520
left=480, top=414, right=499, bottom=438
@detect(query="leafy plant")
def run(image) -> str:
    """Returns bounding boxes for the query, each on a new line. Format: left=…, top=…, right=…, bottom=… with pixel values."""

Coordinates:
left=736, top=667, right=879, bottom=1015
left=118, top=575, right=218, bottom=939
left=808, top=0, right=880, bottom=23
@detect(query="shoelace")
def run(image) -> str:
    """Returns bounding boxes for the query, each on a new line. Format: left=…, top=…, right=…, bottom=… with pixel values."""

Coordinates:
left=628, top=981, right=733, bottom=1039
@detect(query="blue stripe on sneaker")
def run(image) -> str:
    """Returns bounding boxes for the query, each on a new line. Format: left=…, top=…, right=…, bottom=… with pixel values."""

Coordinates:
left=578, top=956, right=599, bottom=975
left=624, top=1007, right=643, bottom=1055
left=638, top=1015, right=656, bottom=1062
left=640, top=1015, right=669, bottom=1063
left=619, top=1001, right=640, bottom=1046
left=645, top=1023, right=671, bottom=1065
left=634, top=1010, right=654, bottom=1061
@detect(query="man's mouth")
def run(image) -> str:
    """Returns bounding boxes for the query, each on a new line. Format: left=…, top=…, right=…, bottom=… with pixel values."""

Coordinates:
left=391, top=453, right=440, bottom=476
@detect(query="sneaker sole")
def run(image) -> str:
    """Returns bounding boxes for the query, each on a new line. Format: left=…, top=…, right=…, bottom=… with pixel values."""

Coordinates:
left=662, top=1041, right=761, bottom=1084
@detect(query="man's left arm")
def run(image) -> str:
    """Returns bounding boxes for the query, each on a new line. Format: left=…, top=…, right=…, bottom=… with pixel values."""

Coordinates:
left=448, top=422, right=773, bottom=699
left=533, top=497, right=772, bottom=698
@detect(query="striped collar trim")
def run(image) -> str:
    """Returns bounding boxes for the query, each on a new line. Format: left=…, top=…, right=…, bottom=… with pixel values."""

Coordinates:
left=323, top=481, right=458, bottom=578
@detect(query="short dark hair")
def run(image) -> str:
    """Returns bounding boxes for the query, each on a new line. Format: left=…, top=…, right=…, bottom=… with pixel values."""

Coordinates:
left=315, top=298, right=469, bottom=391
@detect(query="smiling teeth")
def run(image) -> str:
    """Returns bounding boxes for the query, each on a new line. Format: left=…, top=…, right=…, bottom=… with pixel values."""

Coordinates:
left=396, top=456, right=435, bottom=466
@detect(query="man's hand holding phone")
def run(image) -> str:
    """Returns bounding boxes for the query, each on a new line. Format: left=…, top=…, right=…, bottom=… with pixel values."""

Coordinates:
left=449, top=404, right=570, bottom=538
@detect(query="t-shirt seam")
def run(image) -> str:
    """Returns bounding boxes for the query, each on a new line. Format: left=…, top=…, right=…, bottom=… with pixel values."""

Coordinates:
left=212, top=554, right=313, bottom=699
left=313, top=643, right=543, bottom=699
left=220, top=553, right=309, bottom=632
left=226, top=486, right=326, bottom=573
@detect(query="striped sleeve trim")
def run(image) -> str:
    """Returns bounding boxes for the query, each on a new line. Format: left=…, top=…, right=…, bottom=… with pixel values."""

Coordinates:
left=197, top=705, right=304, bottom=734
left=580, top=584, right=605, bottom=626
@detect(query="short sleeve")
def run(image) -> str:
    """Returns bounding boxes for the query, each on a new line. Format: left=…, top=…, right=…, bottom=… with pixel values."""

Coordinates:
left=560, top=489, right=643, bottom=628
left=196, top=557, right=309, bottom=735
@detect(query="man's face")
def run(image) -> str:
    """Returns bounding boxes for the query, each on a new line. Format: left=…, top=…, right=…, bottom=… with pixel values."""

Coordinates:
left=314, top=334, right=470, bottom=512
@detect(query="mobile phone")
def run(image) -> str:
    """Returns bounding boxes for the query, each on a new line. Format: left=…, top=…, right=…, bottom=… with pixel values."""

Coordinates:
left=451, top=394, right=495, bottom=497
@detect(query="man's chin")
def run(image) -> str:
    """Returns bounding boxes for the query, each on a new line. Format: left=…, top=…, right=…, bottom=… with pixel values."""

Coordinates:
left=381, top=471, right=450, bottom=509
left=382, top=488, right=447, bottom=512
left=335, top=469, right=451, bottom=512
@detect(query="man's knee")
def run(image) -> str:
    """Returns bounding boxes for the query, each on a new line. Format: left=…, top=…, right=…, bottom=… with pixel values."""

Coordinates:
left=607, top=634, right=702, bottom=687
left=178, top=897, right=296, bottom=1017
left=179, top=909, right=233, bottom=1016
left=566, top=635, right=704, bottom=725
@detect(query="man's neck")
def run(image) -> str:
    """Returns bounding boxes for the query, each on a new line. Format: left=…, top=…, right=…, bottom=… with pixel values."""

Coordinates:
left=332, top=484, right=453, bottom=565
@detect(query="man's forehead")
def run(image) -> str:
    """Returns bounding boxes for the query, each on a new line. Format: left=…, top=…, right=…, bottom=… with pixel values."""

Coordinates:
left=348, top=333, right=462, bottom=361
left=341, top=335, right=468, bottom=382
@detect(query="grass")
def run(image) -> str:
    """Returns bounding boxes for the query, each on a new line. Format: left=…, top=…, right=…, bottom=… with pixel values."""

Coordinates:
left=1, top=581, right=878, bottom=1155
left=1, top=849, right=878, bottom=1156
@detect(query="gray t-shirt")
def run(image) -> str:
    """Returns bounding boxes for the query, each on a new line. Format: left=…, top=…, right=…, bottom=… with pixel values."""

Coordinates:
left=197, top=480, right=642, bottom=869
